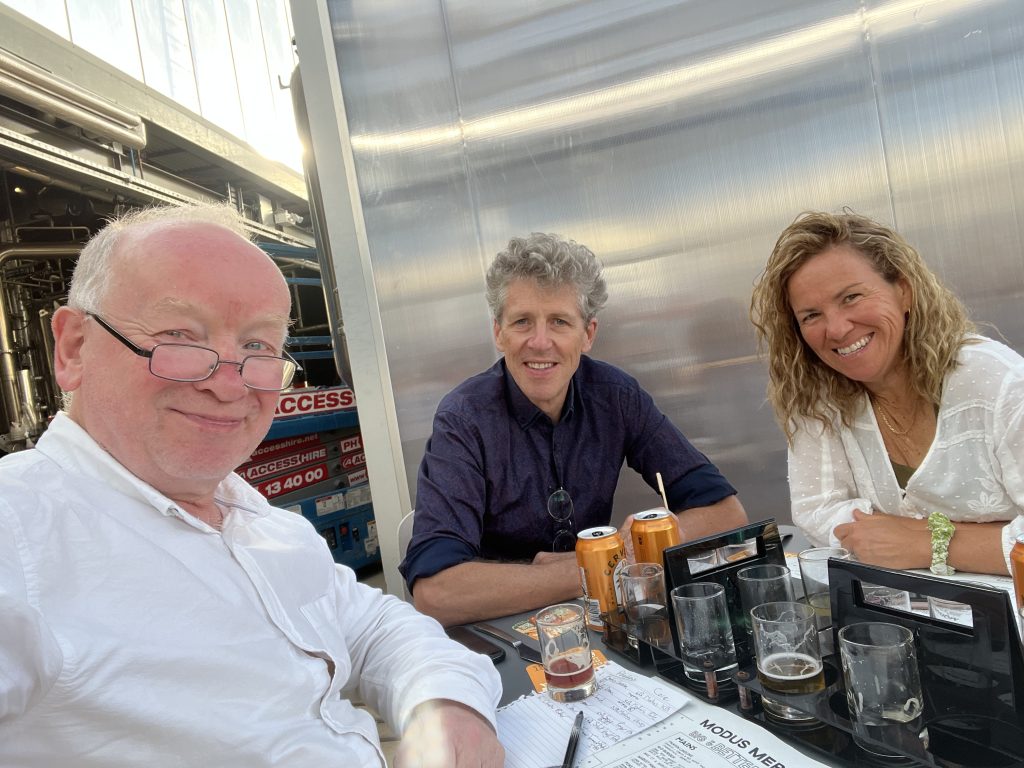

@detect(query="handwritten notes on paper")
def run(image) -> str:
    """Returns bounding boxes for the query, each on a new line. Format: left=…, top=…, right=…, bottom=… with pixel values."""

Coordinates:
left=496, top=661, right=691, bottom=768
left=499, top=660, right=831, bottom=768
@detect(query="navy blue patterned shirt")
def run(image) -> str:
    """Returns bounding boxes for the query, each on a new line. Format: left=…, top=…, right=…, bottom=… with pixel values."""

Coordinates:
left=399, top=356, right=736, bottom=591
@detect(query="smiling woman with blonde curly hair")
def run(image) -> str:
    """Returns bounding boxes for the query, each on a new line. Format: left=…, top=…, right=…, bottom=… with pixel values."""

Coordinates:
left=751, top=210, right=1024, bottom=576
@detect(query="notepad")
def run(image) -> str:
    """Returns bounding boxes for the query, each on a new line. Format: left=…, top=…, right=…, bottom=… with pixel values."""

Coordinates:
left=496, top=661, right=692, bottom=768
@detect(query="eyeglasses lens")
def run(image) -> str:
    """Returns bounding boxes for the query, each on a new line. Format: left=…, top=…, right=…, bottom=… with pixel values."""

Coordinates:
left=150, top=345, right=295, bottom=390
left=150, top=344, right=217, bottom=382
left=242, top=356, right=297, bottom=390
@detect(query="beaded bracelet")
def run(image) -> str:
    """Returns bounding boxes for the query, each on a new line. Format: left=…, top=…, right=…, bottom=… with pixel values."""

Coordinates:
left=927, top=511, right=956, bottom=576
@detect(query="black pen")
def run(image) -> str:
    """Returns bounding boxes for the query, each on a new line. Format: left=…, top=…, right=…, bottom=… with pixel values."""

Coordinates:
left=561, top=710, right=585, bottom=768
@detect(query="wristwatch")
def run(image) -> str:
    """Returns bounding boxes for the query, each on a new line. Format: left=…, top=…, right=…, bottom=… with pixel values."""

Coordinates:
left=927, top=512, right=956, bottom=576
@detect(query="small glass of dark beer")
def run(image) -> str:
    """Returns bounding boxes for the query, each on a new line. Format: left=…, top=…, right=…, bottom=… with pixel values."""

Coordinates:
left=536, top=603, right=597, bottom=702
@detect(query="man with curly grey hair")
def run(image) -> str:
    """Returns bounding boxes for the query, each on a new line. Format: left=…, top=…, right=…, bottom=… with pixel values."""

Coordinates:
left=401, top=233, right=746, bottom=626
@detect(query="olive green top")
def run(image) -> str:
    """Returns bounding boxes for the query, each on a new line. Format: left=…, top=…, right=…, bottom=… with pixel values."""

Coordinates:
left=891, top=461, right=915, bottom=490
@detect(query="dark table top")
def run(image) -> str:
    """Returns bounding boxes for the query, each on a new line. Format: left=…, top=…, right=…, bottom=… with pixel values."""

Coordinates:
left=467, top=525, right=907, bottom=767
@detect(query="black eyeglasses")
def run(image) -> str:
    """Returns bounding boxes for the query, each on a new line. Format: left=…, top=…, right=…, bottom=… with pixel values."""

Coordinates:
left=87, top=313, right=300, bottom=392
left=548, top=487, right=576, bottom=552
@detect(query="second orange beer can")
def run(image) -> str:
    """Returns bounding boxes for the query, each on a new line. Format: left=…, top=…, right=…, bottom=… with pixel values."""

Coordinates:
left=1011, top=533, right=1024, bottom=611
left=630, top=508, right=680, bottom=565
left=576, top=526, right=627, bottom=628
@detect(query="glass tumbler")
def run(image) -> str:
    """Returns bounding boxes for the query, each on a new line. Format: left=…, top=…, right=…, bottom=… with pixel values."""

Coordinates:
left=751, top=601, right=824, bottom=722
left=838, top=622, right=924, bottom=758
left=618, top=563, right=672, bottom=651
left=536, top=603, right=597, bottom=702
left=670, top=582, right=738, bottom=683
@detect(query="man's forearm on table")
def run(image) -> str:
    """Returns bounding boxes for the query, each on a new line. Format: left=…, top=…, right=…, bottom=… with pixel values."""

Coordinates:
left=412, top=558, right=582, bottom=627
left=677, top=495, right=748, bottom=541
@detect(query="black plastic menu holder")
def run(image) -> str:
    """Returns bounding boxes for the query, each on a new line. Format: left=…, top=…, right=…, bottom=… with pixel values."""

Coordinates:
left=735, top=560, right=1024, bottom=767
left=601, top=518, right=786, bottom=702
left=662, top=518, right=787, bottom=668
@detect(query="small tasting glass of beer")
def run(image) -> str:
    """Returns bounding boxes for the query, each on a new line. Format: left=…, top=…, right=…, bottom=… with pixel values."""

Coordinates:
left=751, top=601, right=824, bottom=722
left=535, top=603, right=597, bottom=702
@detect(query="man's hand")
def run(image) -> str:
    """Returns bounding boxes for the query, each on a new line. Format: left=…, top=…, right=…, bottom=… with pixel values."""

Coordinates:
left=833, top=509, right=930, bottom=569
left=618, top=511, right=685, bottom=563
left=532, top=550, right=577, bottom=566
left=396, top=700, right=504, bottom=768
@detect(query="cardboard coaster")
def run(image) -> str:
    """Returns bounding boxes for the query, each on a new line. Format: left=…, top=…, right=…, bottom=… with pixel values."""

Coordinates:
left=525, top=649, right=608, bottom=694
left=511, top=618, right=539, bottom=641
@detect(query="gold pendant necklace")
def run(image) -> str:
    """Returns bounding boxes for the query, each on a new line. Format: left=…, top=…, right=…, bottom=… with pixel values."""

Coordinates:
left=874, top=399, right=916, bottom=436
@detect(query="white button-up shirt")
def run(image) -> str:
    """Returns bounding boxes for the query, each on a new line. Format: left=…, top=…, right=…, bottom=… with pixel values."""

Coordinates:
left=0, top=413, right=500, bottom=767
left=788, top=336, right=1024, bottom=569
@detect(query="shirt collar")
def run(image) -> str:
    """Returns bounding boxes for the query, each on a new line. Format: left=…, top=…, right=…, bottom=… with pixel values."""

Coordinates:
left=36, top=412, right=270, bottom=530
left=500, top=358, right=580, bottom=429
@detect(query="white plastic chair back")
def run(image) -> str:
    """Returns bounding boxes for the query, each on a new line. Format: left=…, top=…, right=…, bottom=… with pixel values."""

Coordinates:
left=397, top=510, right=415, bottom=600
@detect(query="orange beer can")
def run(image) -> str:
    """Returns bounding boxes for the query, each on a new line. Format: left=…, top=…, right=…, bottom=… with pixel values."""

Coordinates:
left=631, top=508, right=680, bottom=565
left=576, top=526, right=627, bottom=629
left=1011, top=534, right=1024, bottom=611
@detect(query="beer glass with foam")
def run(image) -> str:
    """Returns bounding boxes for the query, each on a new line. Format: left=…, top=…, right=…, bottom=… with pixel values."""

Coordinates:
left=751, top=601, right=824, bottom=722
left=737, top=563, right=795, bottom=640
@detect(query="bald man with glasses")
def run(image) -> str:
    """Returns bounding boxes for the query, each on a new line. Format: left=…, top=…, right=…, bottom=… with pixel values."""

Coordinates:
left=0, top=204, right=502, bottom=768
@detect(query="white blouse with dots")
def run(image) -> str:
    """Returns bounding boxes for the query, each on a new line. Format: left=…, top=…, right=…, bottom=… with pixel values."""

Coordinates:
left=788, top=336, right=1024, bottom=571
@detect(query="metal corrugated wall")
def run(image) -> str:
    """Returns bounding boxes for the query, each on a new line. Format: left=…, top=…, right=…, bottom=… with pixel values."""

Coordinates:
left=296, top=1, right=1024, bottom=584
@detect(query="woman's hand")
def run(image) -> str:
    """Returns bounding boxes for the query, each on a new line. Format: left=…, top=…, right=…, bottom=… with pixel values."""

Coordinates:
left=833, top=509, right=931, bottom=569
left=834, top=509, right=1010, bottom=575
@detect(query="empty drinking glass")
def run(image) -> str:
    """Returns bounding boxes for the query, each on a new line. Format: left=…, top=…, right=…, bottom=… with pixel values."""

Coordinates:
left=618, top=563, right=672, bottom=651
left=671, top=582, right=738, bottom=683
left=838, top=622, right=923, bottom=758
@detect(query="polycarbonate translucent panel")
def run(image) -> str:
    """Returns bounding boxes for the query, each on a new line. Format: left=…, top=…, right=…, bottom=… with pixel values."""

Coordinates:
left=224, top=0, right=276, bottom=152
left=2, top=0, right=70, bottom=38
left=183, top=0, right=245, bottom=137
left=257, top=0, right=301, bottom=167
left=66, top=0, right=143, bottom=80
left=133, top=0, right=200, bottom=112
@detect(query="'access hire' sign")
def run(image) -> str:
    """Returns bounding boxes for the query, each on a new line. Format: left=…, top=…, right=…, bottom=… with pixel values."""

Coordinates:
left=275, top=387, right=356, bottom=417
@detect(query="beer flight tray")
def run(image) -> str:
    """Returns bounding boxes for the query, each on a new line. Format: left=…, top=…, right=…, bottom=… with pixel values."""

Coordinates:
left=603, top=519, right=789, bottom=703
left=601, top=521, right=1024, bottom=767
